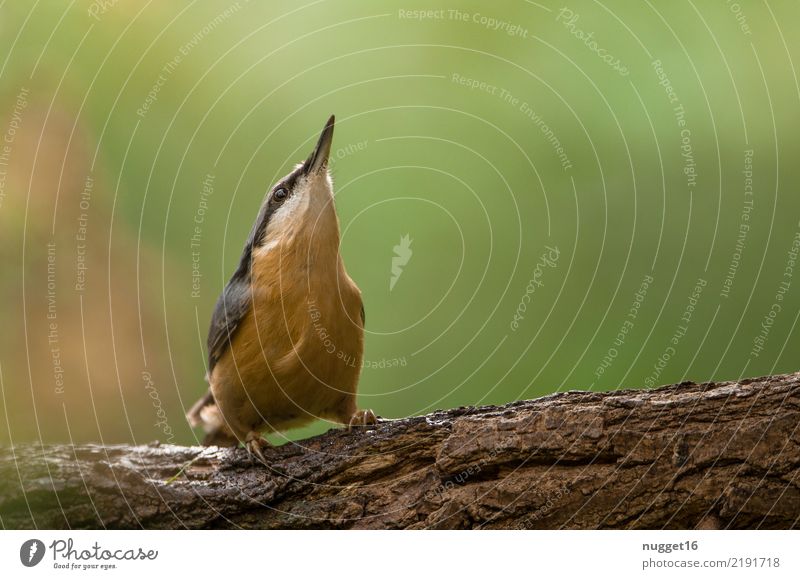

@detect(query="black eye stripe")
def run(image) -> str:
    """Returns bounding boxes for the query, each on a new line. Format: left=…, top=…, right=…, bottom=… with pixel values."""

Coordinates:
left=245, top=165, right=305, bottom=255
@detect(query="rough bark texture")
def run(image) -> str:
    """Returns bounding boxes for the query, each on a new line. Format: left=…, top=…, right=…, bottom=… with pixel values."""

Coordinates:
left=1, top=373, right=799, bottom=529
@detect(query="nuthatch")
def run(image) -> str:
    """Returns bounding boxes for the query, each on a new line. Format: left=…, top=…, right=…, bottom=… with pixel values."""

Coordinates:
left=186, top=115, right=375, bottom=462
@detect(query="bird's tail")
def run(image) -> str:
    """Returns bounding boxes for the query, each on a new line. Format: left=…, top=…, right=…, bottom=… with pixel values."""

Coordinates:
left=186, top=387, right=238, bottom=447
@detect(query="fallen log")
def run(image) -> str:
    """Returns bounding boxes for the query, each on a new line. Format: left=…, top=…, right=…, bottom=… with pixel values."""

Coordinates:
left=1, top=372, right=798, bottom=529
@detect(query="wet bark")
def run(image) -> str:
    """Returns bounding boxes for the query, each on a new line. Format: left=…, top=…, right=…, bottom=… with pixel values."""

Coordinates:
left=1, top=373, right=798, bottom=529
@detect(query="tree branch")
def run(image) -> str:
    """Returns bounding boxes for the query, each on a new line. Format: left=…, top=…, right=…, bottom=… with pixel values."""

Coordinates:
left=2, top=372, right=799, bottom=529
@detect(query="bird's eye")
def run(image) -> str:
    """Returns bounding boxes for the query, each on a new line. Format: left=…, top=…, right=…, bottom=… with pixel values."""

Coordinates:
left=274, top=188, right=288, bottom=201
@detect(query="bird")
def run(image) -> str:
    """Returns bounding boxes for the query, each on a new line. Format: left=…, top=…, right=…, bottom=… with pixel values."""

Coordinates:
left=186, top=115, right=375, bottom=463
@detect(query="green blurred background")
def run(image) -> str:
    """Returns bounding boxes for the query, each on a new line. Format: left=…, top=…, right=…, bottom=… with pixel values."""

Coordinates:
left=0, top=0, right=798, bottom=446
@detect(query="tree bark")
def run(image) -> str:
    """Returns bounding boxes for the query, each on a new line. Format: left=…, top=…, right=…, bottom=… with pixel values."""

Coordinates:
left=1, top=373, right=799, bottom=529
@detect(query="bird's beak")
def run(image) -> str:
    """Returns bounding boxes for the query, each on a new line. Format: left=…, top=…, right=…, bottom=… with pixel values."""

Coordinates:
left=303, top=115, right=335, bottom=175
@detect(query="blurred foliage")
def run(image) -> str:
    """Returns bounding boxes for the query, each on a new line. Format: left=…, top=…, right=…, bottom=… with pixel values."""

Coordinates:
left=0, top=0, right=798, bottom=445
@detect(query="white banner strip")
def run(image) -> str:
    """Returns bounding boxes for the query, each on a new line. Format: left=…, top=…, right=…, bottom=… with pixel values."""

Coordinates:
left=0, top=530, right=797, bottom=578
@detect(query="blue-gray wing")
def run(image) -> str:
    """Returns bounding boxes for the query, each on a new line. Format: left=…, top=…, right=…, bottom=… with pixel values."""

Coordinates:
left=207, top=275, right=252, bottom=373
left=206, top=197, right=268, bottom=374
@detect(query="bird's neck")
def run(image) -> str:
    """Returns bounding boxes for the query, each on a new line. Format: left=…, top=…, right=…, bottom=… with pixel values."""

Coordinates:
left=251, top=194, right=344, bottom=290
left=295, top=192, right=342, bottom=268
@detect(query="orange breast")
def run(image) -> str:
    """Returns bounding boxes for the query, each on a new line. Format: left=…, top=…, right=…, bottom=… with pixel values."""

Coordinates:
left=211, top=244, right=364, bottom=431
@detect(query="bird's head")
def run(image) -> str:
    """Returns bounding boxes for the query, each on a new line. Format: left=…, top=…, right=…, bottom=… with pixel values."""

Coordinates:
left=247, top=115, right=339, bottom=258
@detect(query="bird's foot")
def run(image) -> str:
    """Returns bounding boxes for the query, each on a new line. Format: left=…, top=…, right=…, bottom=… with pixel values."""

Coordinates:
left=347, top=409, right=377, bottom=431
left=244, top=432, right=271, bottom=465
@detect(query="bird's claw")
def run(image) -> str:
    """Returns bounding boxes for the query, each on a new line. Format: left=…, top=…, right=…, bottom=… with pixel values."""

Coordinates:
left=348, top=409, right=377, bottom=431
left=244, top=433, right=271, bottom=465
